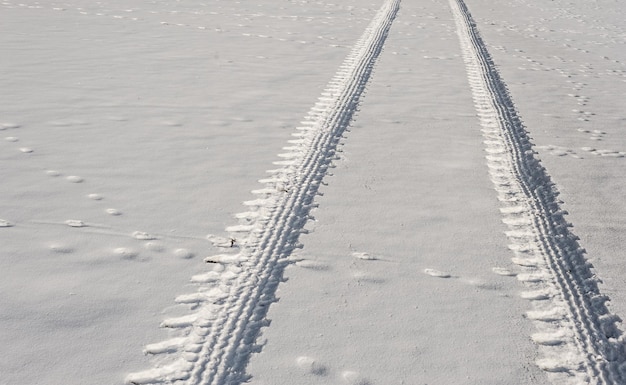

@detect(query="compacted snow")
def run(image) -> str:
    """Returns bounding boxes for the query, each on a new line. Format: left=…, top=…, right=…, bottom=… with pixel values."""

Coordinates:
left=1, top=0, right=625, bottom=384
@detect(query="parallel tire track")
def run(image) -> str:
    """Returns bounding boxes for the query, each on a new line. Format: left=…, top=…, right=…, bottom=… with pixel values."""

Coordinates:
left=126, top=1, right=400, bottom=384
left=448, top=0, right=626, bottom=383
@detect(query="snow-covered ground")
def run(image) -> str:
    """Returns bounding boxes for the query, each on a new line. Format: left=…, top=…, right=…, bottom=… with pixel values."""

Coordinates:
left=1, top=0, right=624, bottom=384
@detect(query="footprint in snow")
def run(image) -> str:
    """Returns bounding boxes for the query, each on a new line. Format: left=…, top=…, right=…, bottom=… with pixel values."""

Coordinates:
left=296, top=356, right=328, bottom=376
left=65, top=219, right=86, bottom=227
left=66, top=175, right=84, bottom=183
left=352, top=251, right=378, bottom=261
left=174, top=248, right=194, bottom=259
left=1, top=122, right=20, bottom=130
left=132, top=231, right=156, bottom=240
left=144, top=242, right=165, bottom=252
left=115, top=247, right=139, bottom=260
left=342, top=371, right=372, bottom=385
left=423, top=268, right=451, bottom=278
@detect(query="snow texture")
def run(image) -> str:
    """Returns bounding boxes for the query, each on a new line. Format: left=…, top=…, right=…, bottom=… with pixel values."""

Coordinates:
left=1, top=0, right=625, bottom=384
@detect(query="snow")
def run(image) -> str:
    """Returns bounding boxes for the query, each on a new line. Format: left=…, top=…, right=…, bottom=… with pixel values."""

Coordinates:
left=1, top=0, right=625, bottom=384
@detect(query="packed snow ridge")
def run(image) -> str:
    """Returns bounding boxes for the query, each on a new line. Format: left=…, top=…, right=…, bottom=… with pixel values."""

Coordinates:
left=450, top=0, right=626, bottom=383
left=126, top=1, right=401, bottom=384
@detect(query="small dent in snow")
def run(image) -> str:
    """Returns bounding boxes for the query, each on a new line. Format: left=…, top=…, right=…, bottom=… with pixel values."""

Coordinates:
left=511, top=257, right=541, bottom=267
left=174, top=248, right=194, bottom=259
left=88, top=193, right=103, bottom=200
left=581, top=147, right=625, bottom=158
left=583, top=129, right=605, bottom=141
left=65, top=219, right=86, bottom=227
left=538, top=142, right=626, bottom=159
left=492, top=267, right=516, bottom=276
left=133, top=231, right=157, bottom=240
left=520, top=290, right=552, bottom=301
left=352, top=251, right=378, bottom=260
left=46, top=170, right=61, bottom=177
left=0, top=219, right=14, bottom=227
left=160, top=119, right=183, bottom=127
left=342, top=371, right=372, bottom=385
left=536, top=145, right=580, bottom=158
left=1, top=122, right=20, bottom=130
left=49, top=243, right=74, bottom=253
left=48, top=119, right=87, bottom=127
left=106, top=208, right=122, bottom=216
left=532, top=332, right=566, bottom=346
left=5, top=136, right=18, bottom=142
left=296, top=356, right=328, bottom=376
left=19, top=147, right=33, bottom=153
left=295, top=259, right=330, bottom=271
left=115, top=247, right=139, bottom=260
left=535, top=357, right=575, bottom=373
left=144, top=242, right=165, bottom=252
left=424, top=268, right=451, bottom=278
left=463, top=278, right=503, bottom=291
left=66, top=175, right=84, bottom=183
left=352, top=271, right=385, bottom=284
left=526, top=308, right=565, bottom=322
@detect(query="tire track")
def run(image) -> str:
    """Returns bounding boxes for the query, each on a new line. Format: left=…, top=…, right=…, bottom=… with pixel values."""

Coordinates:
left=448, top=0, right=626, bottom=383
left=125, top=1, right=400, bottom=384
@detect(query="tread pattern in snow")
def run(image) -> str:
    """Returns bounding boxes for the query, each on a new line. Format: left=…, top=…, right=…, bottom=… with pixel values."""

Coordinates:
left=125, top=1, right=401, bottom=384
left=448, top=0, right=626, bottom=383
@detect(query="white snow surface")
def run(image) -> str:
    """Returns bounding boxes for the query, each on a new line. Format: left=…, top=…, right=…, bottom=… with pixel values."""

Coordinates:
left=1, top=0, right=625, bottom=384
